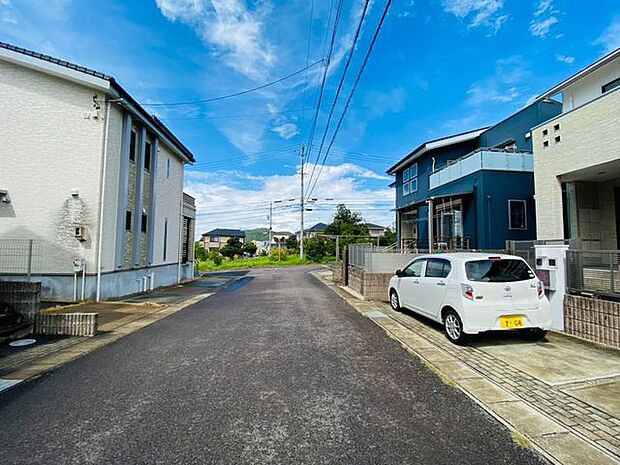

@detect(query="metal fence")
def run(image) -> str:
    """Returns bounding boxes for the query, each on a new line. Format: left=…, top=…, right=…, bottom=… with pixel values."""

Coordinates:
left=348, top=243, right=373, bottom=269
left=0, top=239, right=42, bottom=277
left=567, top=250, right=620, bottom=296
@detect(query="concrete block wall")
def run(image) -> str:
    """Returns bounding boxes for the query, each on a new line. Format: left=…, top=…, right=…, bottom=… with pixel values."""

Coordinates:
left=348, top=266, right=364, bottom=296
left=0, top=281, right=41, bottom=321
left=35, top=312, right=98, bottom=337
left=564, top=295, right=620, bottom=348
left=362, top=273, right=392, bottom=302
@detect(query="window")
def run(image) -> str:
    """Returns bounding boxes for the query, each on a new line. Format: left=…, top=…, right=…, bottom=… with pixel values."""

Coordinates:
left=554, top=135, right=561, bottom=144
left=144, top=141, right=152, bottom=171
left=425, top=258, right=451, bottom=278
left=509, top=199, right=527, bottom=230
left=542, top=129, right=548, bottom=136
left=125, top=211, right=132, bottom=231
left=129, top=130, right=137, bottom=162
left=602, top=77, right=620, bottom=93
left=211, top=236, right=220, bottom=243
left=554, top=123, right=560, bottom=131
left=543, top=140, right=549, bottom=148
left=402, top=259, right=424, bottom=278
left=465, top=259, right=535, bottom=282
left=166, top=158, right=171, bottom=179
left=141, top=213, right=148, bottom=233
left=403, top=163, right=418, bottom=196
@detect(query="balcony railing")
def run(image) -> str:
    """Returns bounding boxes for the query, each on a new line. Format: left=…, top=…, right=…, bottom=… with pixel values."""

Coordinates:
left=429, top=149, right=534, bottom=190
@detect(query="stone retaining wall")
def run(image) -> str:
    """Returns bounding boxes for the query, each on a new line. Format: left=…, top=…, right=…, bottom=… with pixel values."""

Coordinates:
left=346, top=266, right=391, bottom=302
left=34, top=312, right=98, bottom=337
left=564, top=295, right=620, bottom=348
left=0, top=281, right=41, bottom=321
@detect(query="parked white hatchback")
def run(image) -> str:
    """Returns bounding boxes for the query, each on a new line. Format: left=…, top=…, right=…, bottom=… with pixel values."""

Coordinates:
left=388, top=253, right=552, bottom=345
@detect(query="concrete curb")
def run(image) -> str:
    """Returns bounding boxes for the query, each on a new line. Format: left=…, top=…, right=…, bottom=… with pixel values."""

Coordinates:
left=310, top=270, right=620, bottom=465
left=0, top=292, right=213, bottom=396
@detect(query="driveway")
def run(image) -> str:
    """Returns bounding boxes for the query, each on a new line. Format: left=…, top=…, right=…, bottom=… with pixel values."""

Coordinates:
left=0, top=266, right=545, bottom=464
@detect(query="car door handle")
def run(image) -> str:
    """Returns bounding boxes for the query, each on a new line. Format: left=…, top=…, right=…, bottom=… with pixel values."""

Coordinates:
left=413, top=279, right=419, bottom=284
left=437, top=282, right=446, bottom=286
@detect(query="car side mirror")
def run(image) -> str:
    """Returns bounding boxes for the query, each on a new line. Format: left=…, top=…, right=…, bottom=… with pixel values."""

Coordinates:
left=395, top=269, right=402, bottom=277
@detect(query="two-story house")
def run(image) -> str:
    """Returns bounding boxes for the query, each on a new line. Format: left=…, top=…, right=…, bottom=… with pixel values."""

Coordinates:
left=0, top=42, right=196, bottom=300
left=532, top=48, right=620, bottom=250
left=387, top=100, right=562, bottom=251
left=201, top=229, right=246, bottom=252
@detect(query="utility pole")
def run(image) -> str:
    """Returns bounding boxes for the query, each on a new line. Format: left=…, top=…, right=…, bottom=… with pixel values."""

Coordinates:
left=268, top=201, right=273, bottom=256
left=300, top=145, right=305, bottom=260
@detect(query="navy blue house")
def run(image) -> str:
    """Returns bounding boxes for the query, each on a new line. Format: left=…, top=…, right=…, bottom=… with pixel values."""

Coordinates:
left=387, top=101, right=562, bottom=251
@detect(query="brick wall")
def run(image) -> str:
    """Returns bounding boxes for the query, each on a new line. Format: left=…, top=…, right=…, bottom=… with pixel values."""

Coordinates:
left=564, top=295, right=620, bottom=348
left=0, top=281, right=41, bottom=321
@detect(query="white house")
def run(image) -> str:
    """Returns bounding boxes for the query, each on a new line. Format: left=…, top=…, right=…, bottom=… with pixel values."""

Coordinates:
left=0, top=42, right=196, bottom=300
left=532, top=48, right=620, bottom=250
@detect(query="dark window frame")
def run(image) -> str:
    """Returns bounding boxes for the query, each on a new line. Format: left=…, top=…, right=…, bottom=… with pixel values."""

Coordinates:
left=508, top=199, right=527, bottom=230
left=129, top=130, right=137, bottom=162
left=424, top=258, right=452, bottom=278
left=602, top=77, right=620, bottom=94
left=144, top=140, right=152, bottom=171
left=125, top=211, right=132, bottom=231
left=402, top=259, right=425, bottom=278
left=141, top=213, right=148, bottom=233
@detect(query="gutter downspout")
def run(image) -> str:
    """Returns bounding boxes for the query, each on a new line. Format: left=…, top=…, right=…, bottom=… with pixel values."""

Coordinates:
left=96, top=100, right=112, bottom=301
left=177, top=172, right=184, bottom=284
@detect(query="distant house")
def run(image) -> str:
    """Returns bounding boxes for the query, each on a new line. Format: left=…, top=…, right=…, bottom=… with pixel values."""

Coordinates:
left=387, top=100, right=562, bottom=251
left=531, top=48, right=620, bottom=249
left=0, top=41, right=196, bottom=301
left=295, top=222, right=328, bottom=241
left=365, top=223, right=388, bottom=238
left=201, top=229, right=246, bottom=252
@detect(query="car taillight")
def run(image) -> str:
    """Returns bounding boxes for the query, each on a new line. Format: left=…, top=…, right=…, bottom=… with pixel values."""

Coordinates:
left=537, top=281, right=544, bottom=299
left=461, top=283, right=474, bottom=301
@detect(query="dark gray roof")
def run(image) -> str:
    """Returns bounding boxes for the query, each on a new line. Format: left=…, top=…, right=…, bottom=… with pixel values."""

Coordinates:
left=203, top=228, right=246, bottom=238
left=0, top=41, right=195, bottom=163
left=365, top=223, right=386, bottom=229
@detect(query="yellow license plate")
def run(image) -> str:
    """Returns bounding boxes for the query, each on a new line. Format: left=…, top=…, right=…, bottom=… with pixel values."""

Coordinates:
left=500, top=316, right=525, bottom=329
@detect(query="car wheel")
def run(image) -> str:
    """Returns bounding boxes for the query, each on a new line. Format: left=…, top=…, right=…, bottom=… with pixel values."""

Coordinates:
left=389, top=289, right=401, bottom=311
left=521, top=328, right=547, bottom=341
left=444, top=310, right=467, bottom=345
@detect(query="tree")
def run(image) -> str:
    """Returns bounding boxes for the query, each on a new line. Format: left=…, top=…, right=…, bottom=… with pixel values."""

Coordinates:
left=194, top=242, right=208, bottom=261
left=305, top=236, right=335, bottom=262
left=285, top=235, right=298, bottom=251
left=379, top=227, right=397, bottom=246
left=324, top=204, right=369, bottom=237
left=243, top=242, right=258, bottom=256
left=220, top=237, right=244, bottom=258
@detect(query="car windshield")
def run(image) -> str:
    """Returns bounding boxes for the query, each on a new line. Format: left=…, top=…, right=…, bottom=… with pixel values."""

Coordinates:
left=465, top=259, right=535, bottom=282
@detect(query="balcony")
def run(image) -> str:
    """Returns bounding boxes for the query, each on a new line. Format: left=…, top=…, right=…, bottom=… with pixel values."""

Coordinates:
left=429, top=149, right=534, bottom=190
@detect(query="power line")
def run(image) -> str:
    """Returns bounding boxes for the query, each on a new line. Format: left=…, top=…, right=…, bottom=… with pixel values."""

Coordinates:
left=305, top=0, right=371, bottom=194
left=142, top=59, right=324, bottom=108
left=304, top=0, right=345, bottom=166
left=306, top=0, right=393, bottom=199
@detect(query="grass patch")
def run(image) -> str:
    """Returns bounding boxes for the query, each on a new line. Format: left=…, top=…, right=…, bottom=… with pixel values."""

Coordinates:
left=511, top=431, right=533, bottom=449
left=197, top=254, right=335, bottom=271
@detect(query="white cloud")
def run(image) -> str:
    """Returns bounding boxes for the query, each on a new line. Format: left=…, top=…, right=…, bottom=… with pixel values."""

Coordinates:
left=465, top=56, right=529, bottom=106
left=530, top=0, right=559, bottom=38
left=442, top=0, right=508, bottom=32
left=555, top=54, right=575, bottom=64
left=185, top=163, right=394, bottom=235
left=155, top=0, right=276, bottom=80
left=593, top=17, right=620, bottom=53
left=271, top=123, right=300, bottom=140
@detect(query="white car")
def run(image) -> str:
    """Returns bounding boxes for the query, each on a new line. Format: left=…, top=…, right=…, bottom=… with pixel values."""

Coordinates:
left=388, top=253, right=551, bottom=345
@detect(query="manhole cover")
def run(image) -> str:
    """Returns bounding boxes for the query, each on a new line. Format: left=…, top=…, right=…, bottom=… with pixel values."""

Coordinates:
left=9, top=339, right=36, bottom=347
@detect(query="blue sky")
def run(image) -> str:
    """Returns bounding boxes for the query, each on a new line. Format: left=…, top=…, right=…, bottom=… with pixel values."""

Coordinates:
left=1, top=0, right=619, bottom=233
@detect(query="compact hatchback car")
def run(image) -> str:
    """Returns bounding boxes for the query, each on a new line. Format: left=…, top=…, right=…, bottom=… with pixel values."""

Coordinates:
left=388, top=253, right=551, bottom=344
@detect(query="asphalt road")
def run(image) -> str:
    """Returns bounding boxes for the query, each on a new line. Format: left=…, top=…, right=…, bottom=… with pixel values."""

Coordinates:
left=0, top=267, right=547, bottom=465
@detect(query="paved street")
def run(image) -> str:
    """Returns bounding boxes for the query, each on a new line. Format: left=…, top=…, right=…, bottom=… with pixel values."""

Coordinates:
left=0, top=267, right=546, bottom=465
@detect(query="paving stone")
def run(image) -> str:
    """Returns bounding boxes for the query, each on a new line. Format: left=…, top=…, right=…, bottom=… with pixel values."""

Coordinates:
left=489, top=400, right=567, bottom=437
left=537, top=432, right=620, bottom=465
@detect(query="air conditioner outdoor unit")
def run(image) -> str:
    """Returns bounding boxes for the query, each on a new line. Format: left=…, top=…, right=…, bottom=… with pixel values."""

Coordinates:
left=75, top=226, right=88, bottom=241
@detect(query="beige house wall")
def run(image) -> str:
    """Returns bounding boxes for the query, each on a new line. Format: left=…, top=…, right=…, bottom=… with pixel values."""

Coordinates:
left=533, top=88, right=620, bottom=242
